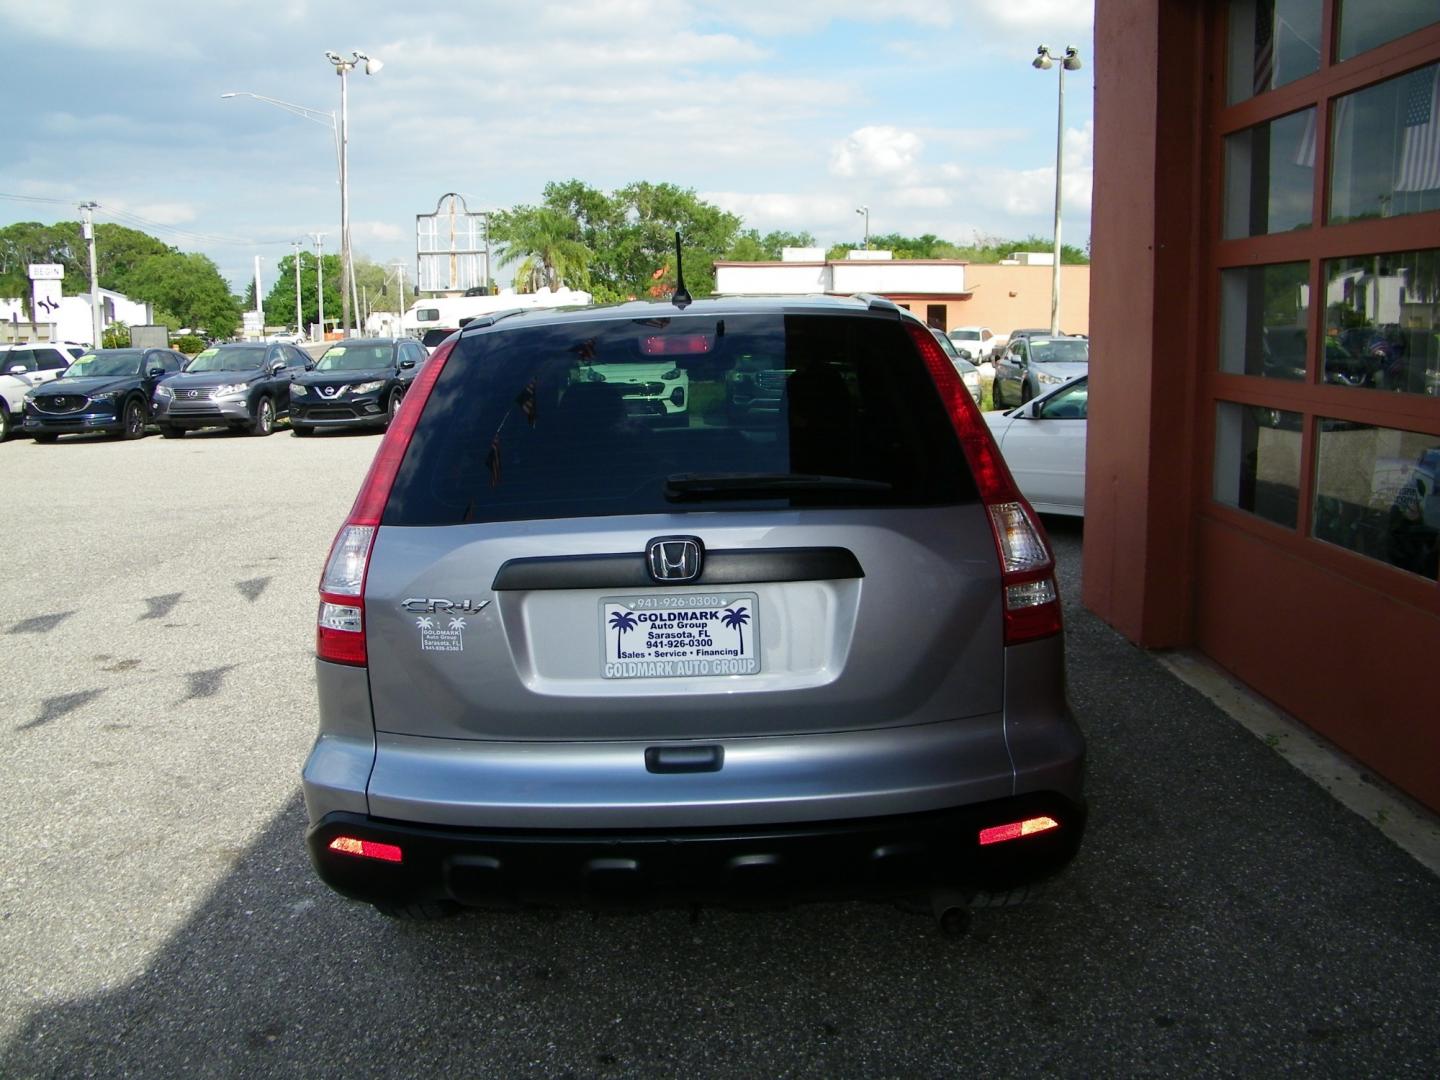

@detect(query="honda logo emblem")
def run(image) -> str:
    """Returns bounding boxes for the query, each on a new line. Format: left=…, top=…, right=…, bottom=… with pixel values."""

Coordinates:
left=647, top=537, right=703, bottom=582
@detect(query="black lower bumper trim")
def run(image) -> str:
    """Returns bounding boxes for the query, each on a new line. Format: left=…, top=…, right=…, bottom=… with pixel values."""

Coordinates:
left=306, top=794, right=1085, bottom=909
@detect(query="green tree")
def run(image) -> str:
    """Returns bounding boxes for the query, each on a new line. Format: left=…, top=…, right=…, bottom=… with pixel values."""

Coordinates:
left=125, top=252, right=241, bottom=339
left=488, top=206, right=593, bottom=294
left=726, top=229, right=817, bottom=262
left=260, top=252, right=344, bottom=333
left=609, top=181, right=742, bottom=299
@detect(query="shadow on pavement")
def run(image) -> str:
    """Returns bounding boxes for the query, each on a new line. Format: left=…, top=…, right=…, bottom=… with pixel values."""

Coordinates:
left=4, top=565, right=1440, bottom=1078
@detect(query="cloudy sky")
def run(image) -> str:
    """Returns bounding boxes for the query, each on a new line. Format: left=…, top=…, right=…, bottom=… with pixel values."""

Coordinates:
left=0, top=0, right=1094, bottom=293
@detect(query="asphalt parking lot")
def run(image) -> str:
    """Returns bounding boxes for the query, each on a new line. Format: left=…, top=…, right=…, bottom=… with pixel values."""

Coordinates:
left=1, top=427, right=1438, bottom=1078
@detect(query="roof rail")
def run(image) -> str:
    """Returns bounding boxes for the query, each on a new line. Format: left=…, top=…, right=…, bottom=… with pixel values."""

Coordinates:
left=459, top=309, right=528, bottom=334
left=852, top=293, right=900, bottom=314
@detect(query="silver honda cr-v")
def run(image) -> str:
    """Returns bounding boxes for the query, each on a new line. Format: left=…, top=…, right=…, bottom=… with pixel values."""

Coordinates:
left=302, top=294, right=1085, bottom=924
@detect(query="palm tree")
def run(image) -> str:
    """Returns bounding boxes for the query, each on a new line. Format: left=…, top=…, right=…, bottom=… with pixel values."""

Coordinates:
left=721, top=606, right=750, bottom=654
left=489, top=206, right=592, bottom=293
left=608, top=610, right=638, bottom=658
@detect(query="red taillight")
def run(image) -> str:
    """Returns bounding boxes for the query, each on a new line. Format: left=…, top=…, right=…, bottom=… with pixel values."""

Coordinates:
left=905, top=321, right=1062, bottom=646
left=328, top=836, right=403, bottom=863
left=978, top=816, right=1060, bottom=846
left=641, top=333, right=713, bottom=355
left=315, top=338, right=458, bottom=666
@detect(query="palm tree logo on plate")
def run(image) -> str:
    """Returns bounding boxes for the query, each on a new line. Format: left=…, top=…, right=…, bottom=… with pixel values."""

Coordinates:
left=448, top=617, right=467, bottom=631
left=608, top=610, right=638, bottom=658
left=415, top=616, right=434, bottom=630
left=721, top=606, right=750, bottom=654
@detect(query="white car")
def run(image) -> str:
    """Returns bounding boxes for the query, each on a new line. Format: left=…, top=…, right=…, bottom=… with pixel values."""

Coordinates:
left=929, top=327, right=981, bottom=404
left=0, top=343, right=81, bottom=441
left=983, top=374, right=1087, bottom=517
left=948, top=326, right=999, bottom=362
left=578, top=360, right=690, bottom=422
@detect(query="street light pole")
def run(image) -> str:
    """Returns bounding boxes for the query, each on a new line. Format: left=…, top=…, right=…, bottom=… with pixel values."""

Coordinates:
left=855, top=205, right=870, bottom=251
left=292, top=240, right=303, bottom=334
left=324, top=50, right=382, bottom=339
left=79, top=202, right=101, bottom=347
left=1033, top=44, right=1081, bottom=335
left=310, top=232, right=326, bottom=338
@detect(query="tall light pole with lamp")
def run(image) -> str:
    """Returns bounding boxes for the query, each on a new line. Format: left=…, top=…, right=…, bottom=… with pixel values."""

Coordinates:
left=324, top=49, right=383, bottom=339
left=221, top=90, right=341, bottom=335
left=1033, top=44, right=1081, bottom=335
left=855, top=205, right=870, bottom=251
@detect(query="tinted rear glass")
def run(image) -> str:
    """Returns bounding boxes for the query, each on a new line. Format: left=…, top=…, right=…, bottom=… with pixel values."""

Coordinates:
left=384, top=313, right=976, bottom=526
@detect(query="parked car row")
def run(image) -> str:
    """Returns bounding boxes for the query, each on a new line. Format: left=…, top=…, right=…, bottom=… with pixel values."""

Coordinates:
left=1, top=338, right=425, bottom=443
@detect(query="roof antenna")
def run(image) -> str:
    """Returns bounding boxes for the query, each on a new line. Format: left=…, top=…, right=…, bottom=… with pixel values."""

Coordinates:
left=671, top=231, right=691, bottom=309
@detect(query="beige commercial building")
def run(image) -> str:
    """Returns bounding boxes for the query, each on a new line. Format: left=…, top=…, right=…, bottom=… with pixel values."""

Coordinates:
left=712, top=249, right=1090, bottom=338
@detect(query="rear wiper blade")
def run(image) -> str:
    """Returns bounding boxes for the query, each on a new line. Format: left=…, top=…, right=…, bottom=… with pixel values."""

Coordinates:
left=664, top=472, right=893, bottom=501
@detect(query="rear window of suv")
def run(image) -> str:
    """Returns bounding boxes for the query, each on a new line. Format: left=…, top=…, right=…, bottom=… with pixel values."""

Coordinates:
left=384, top=312, right=976, bottom=526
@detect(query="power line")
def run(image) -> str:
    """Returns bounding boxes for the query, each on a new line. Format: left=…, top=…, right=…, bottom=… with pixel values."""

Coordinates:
left=0, top=191, right=297, bottom=247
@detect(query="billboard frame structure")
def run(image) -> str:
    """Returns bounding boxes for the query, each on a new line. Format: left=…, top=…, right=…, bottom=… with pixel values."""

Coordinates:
left=416, top=192, right=490, bottom=295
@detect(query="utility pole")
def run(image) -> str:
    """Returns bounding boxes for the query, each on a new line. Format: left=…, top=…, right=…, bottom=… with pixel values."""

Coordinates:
left=292, top=240, right=303, bottom=334
left=390, top=259, right=406, bottom=330
left=253, top=255, right=264, bottom=336
left=310, top=232, right=326, bottom=339
left=79, top=202, right=101, bottom=347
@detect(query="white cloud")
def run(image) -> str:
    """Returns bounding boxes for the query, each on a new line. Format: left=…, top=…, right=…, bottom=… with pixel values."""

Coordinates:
left=971, top=0, right=1093, bottom=35
left=830, top=127, right=924, bottom=180
left=696, top=0, right=957, bottom=33
left=356, top=220, right=404, bottom=242
left=123, top=202, right=199, bottom=225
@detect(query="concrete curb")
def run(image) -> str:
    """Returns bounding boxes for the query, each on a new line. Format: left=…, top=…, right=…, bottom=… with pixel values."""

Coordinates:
left=1157, top=649, right=1440, bottom=880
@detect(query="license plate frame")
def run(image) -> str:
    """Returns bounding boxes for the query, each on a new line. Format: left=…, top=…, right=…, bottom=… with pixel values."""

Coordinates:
left=600, top=591, right=760, bottom=679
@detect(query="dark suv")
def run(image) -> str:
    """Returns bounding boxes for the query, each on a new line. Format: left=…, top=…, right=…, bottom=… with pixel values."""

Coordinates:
left=153, top=342, right=310, bottom=437
left=23, top=347, right=186, bottom=442
left=303, top=296, right=1085, bottom=925
left=290, top=338, right=427, bottom=436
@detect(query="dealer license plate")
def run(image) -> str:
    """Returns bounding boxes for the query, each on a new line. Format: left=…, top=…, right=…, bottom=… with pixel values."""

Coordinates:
left=600, top=592, right=760, bottom=679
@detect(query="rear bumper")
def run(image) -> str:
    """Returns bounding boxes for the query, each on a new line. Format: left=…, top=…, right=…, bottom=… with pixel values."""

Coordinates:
left=306, top=793, right=1086, bottom=909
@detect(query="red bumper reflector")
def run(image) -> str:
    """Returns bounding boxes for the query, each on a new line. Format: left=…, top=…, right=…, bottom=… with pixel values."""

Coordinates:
left=328, top=836, right=403, bottom=863
left=978, top=816, right=1060, bottom=846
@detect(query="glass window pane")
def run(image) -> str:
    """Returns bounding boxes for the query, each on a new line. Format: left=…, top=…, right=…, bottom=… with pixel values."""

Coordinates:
left=1322, top=248, right=1440, bottom=394
left=1329, top=64, right=1440, bottom=225
left=1336, top=0, right=1440, bottom=62
left=1227, top=0, right=1324, bottom=104
left=1313, top=421, right=1440, bottom=580
left=1220, top=262, right=1310, bottom=378
left=1214, top=401, right=1303, bottom=527
left=1224, top=109, right=1315, bottom=237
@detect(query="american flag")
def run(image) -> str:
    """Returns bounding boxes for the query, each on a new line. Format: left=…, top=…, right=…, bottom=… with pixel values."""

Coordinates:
left=1252, top=6, right=1275, bottom=96
left=484, top=434, right=502, bottom=487
left=1395, top=66, right=1440, bottom=193
left=514, top=378, right=537, bottom=426
left=1293, top=94, right=1352, bottom=169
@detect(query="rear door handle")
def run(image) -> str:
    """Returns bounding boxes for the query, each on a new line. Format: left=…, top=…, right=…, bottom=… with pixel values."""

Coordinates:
left=645, top=746, right=724, bottom=774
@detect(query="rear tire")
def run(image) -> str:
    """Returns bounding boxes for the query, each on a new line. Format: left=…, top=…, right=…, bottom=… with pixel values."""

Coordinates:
left=0, top=408, right=11, bottom=441
left=159, top=424, right=185, bottom=439
left=249, top=396, right=275, bottom=437
left=371, top=899, right=460, bottom=921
